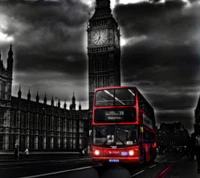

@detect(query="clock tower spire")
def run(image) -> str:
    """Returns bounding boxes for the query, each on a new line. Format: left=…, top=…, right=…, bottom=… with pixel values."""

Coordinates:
left=93, top=0, right=112, bottom=19
left=88, top=0, right=121, bottom=110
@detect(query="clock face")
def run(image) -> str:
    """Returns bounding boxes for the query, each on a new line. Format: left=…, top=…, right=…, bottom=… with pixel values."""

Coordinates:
left=91, top=29, right=108, bottom=45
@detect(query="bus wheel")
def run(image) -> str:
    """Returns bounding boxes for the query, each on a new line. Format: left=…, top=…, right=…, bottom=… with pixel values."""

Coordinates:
left=150, top=149, right=154, bottom=163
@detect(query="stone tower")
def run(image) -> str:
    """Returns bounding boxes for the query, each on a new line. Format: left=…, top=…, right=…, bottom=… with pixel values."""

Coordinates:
left=88, top=0, right=121, bottom=110
left=0, top=45, right=13, bottom=150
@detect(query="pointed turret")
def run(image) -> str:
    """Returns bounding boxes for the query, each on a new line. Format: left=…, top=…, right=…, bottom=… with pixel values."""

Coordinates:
left=72, top=92, right=75, bottom=102
left=18, top=86, right=22, bottom=99
left=27, top=87, right=31, bottom=100
left=7, top=44, right=13, bottom=74
left=71, top=92, right=76, bottom=110
left=58, top=98, right=60, bottom=108
left=44, top=94, right=47, bottom=104
left=51, top=96, right=54, bottom=106
left=36, top=92, right=39, bottom=103
left=8, top=44, right=13, bottom=57
left=64, top=101, right=67, bottom=109
left=79, top=103, right=82, bottom=111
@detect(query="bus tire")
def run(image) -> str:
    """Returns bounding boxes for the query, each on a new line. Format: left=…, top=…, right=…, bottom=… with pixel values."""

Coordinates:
left=150, top=148, right=154, bottom=163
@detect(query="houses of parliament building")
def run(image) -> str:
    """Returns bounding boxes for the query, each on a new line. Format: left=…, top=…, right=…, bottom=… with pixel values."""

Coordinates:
left=0, top=0, right=121, bottom=151
left=0, top=45, right=89, bottom=151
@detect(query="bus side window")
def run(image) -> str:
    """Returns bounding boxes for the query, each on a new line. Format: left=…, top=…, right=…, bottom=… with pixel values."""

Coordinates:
left=151, top=133, right=155, bottom=144
left=147, top=130, right=150, bottom=143
left=149, top=131, right=153, bottom=144
left=144, top=129, right=153, bottom=144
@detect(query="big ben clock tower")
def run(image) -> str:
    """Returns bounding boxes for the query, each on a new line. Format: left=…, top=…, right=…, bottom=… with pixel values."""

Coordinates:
left=88, top=0, right=121, bottom=110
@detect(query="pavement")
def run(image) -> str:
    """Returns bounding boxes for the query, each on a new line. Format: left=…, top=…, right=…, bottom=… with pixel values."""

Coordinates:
left=0, top=151, right=90, bottom=164
left=168, top=156, right=200, bottom=178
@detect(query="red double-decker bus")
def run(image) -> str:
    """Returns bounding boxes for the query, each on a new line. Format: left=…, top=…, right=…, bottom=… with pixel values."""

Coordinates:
left=92, top=86, right=157, bottom=165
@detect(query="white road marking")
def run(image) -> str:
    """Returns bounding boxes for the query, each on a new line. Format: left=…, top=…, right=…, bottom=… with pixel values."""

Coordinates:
left=0, top=157, right=91, bottom=166
left=159, top=158, right=168, bottom=163
left=18, top=166, right=93, bottom=178
left=56, top=157, right=92, bottom=163
left=0, top=167, right=21, bottom=170
left=0, top=166, right=23, bottom=170
left=149, top=164, right=156, bottom=168
left=13, top=166, right=23, bottom=169
left=59, top=157, right=91, bottom=162
left=78, top=158, right=92, bottom=161
left=130, top=170, right=145, bottom=177
left=158, top=155, right=174, bottom=164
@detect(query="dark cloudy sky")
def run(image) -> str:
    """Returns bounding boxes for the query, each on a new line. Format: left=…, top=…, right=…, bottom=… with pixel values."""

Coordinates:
left=0, top=0, right=200, bottom=133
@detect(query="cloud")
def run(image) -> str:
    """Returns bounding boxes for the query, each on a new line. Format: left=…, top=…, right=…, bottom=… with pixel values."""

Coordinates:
left=116, top=0, right=200, bottom=132
left=116, top=1, right=200, bottom=84
left=0, top=0, right=91, bottom=108
left=156, top=110, right=194, bottom=132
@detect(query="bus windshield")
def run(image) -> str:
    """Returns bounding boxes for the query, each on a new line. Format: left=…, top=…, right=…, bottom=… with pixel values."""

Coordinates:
left=93, top=125, right=138, bottom=146
left=95, top=88, right=135, bottom=106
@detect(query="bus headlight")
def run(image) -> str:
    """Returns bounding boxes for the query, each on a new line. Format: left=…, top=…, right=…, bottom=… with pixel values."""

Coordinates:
left=129, top=150, right=134, bottom=156
left=94, top=149, right=100, bottom=156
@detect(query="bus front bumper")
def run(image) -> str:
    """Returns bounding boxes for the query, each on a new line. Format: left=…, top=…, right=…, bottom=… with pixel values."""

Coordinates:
left=92, top=156, right=140, bottom=163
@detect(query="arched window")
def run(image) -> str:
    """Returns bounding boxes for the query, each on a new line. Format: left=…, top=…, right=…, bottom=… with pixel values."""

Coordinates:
left=1, top=82, right=6, bottom=99
left=0, top=107, right=5, bottom=126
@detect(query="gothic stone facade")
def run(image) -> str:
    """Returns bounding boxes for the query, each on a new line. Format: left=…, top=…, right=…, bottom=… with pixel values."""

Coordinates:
left=0, top=46, right=89, bottom=151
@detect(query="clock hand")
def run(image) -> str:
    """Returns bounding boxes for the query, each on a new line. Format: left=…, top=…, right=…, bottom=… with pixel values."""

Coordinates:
left=98, top=35, right=101, bottom=43
left=99, top=31, right=101, bottom=41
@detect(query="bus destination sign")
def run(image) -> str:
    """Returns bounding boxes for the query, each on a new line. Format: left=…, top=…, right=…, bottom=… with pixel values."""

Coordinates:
left=105, top=110, right=124, bottom=121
